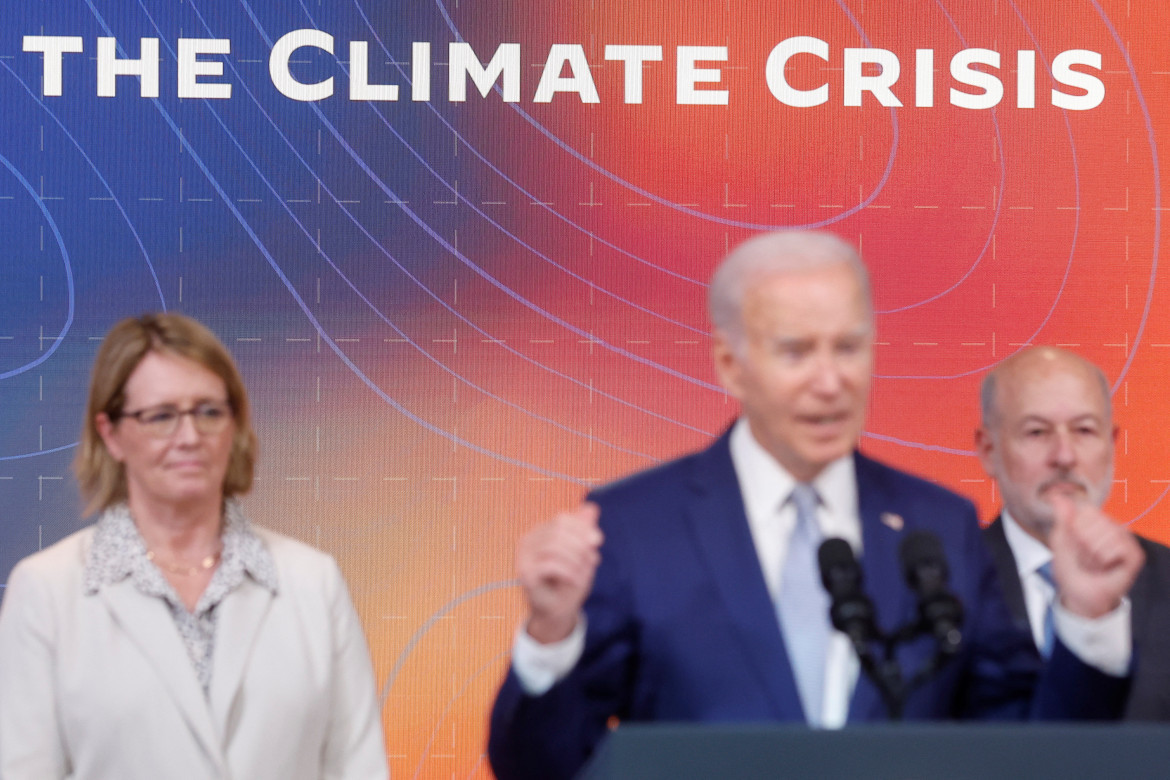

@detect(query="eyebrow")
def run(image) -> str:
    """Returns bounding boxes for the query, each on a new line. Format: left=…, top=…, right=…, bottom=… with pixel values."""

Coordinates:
left=1016, top=413, right=1104, bottom=427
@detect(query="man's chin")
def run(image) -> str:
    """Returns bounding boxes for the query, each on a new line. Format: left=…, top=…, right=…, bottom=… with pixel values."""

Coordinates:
left=1016, top=508, right=1055, bottom=540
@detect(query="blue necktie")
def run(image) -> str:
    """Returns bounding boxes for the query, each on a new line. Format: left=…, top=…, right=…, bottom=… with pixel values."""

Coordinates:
left=778, top=483, right=830, bottom=726
left=1036, top=561, right=1056, bottom=658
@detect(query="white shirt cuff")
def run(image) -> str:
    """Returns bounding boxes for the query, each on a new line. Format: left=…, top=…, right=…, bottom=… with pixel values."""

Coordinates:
left=510, top=615, right=587, bottom=696
left=1053, top=597, right=1131, bottom=677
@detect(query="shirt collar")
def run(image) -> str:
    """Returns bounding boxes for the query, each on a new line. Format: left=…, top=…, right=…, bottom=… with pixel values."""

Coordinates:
left=1001, top=508, right=1052, bottom=580
left=729, top=419, right=858, bottom=529
left=84, top=499, right=278, bottom=596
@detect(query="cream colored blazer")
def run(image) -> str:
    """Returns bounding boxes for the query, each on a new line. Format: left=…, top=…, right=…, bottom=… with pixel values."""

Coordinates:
left=0, top=525, right=388, bottom=780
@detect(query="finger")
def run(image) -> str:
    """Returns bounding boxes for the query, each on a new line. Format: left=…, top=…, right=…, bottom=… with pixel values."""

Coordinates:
left=552, top=503, right=604, bottom=547
left=517, top=522, right=602, bottom=586
left=526, top=522, right=603, bottom=569
left=1047, top=492, right=1078, bottom=564
left=1048, top=491, right=1078, bottom=533
left=525, top=560, right=593, bottom=597
left=1066, top=510, right=1135, bottom=569
left=523, top=542, right=600, bottom=583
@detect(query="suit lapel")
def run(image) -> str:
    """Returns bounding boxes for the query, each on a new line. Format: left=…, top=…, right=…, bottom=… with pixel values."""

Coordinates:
left=848, top=454, right=916, bottom=721
left=984, top=517, right=1030, bottom=629
left=1128, top=537, right=1157, bottom=647
left=683, top=434, right=805, bottom=720
left=98, top=582, right=225, bottom=773
left=208, top=578, right=274, bottom=740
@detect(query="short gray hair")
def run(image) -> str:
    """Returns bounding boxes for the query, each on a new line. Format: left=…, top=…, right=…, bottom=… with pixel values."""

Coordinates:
left=708, top=230, right=872, bottom=346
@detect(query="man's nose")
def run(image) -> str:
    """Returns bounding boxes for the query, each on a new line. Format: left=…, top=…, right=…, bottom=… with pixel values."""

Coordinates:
left=1050, top=429, right=1077, bottom=467
left=809, top=352, right=845, bottom=395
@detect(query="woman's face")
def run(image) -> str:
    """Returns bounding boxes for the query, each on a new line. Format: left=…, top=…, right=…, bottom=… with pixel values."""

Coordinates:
left=97, top=351, right=236, bottom=513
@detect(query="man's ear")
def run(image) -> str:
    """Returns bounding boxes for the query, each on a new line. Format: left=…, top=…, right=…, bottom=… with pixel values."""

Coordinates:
left=974, top=426, right=996, bottom=478
left=711, top=330, right=743, bottom=401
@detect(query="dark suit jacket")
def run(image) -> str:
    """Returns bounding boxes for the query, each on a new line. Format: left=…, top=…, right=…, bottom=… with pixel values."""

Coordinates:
left=489, top=433, right=1128, bottom=780
left=985, top=516, right=1170, bottom=720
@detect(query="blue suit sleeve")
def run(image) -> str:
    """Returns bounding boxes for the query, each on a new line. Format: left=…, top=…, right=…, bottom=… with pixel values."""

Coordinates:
left=488, top=504, right=638, bottom=780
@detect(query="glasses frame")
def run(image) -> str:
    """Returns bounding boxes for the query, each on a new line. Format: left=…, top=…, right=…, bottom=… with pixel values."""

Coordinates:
left=113, top=400, right=235, bottom=439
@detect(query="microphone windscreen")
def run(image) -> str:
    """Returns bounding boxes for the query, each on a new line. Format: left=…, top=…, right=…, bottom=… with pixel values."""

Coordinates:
left=899, top=530, right=948, bottom=589
left=818, top=537, right=859, bottom=594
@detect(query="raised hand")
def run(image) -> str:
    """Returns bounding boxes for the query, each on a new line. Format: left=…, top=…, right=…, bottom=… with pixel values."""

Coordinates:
left=1049, top=491, right=1144, bottom=619
left=516, top=503, right=604, bottom=644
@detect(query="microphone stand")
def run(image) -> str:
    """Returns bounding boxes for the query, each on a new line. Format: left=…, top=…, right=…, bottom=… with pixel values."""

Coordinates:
left=820, top=535, right=965, bottom=721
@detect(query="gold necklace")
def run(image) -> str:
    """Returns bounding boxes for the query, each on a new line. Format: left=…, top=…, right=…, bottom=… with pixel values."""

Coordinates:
left=146, top=548, right=221, bottom=576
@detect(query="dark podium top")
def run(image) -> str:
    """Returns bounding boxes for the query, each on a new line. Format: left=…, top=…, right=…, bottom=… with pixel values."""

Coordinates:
left=579, top=723, right=1170, bottom=779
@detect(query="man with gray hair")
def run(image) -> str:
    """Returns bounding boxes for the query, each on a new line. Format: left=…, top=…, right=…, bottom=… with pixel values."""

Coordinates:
left=490, top=232, right=1141, bottom=780
left=978, top=345, right=1170, bottom=719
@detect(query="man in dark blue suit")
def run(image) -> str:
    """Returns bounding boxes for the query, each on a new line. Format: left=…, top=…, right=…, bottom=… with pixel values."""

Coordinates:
left=489, top=231, right=1142, bottom=780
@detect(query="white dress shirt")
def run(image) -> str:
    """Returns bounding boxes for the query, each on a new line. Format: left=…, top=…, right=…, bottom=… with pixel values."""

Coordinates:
left=728, top=418, right=860, bottom=728
left=513, top=420, right=862, bottom=727
left=1001, top=510, right=1130, bottom=676
left=512, top=429, right=1133, bottom=719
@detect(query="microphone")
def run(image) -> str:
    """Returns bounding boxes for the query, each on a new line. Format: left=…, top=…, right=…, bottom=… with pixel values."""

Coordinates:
left=899, top=531, right=964, bottom=656
left=818, top=538, right=878, bottom=649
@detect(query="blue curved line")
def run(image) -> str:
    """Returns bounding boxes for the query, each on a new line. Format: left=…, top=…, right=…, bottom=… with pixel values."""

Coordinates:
left=344, top=0, right=706, bottom=289
left=72, top=2, right=598, bottom=481
left=874, top=0, right=1007, bottom=315
left=880, top=0, right=1159, bottom=386
left=207, top=2, right=702, bottom=338
left=1086, top=0, right=1160, bottom=391
left=410, top=649, right=511, bottom=780
left=861, top=430, right=973, bottom=457
left=240, top=3, right=718, bottom=357
left=0, top=59, right=165, bottom=315
left=0, top=442, right=78, bottom=462
left=168, top=1, right=714, bottom=443
left=873, top=1, right=1159, bottom=461
left=213, top=3, right=724, bottom=396
left=874, top=7, right=1086, bottom=383
left=152, top=104, right=595, bottom=482
left=194, top=88, right=687, bottom=455
left=380, top=579, right=517, bottom=704
left=431, top=0, right=901, bottom=231
left=0, top=153, right=74, bottom=380
left=1124, top=483, right=1170, bottom=526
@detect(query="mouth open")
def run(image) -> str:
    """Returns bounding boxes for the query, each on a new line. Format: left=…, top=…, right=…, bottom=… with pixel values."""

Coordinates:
left=798, top=412, right=854, bottom=439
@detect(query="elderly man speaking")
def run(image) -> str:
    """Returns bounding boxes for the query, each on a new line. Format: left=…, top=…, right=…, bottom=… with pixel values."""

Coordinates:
left=489, top=231, right=1142, bottom=780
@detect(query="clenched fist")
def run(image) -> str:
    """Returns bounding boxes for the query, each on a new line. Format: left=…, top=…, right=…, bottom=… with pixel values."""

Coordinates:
left=517, top=503, right=604, bottom=644
left=1049, top=492, right=1144, bottom=619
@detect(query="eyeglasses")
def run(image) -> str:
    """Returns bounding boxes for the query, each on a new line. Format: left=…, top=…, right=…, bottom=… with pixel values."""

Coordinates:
left=114, top=401, right=234, bottom=438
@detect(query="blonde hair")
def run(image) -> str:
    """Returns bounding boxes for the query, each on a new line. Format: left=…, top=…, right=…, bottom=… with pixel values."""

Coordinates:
left=74, top=313, right=257, bottom=515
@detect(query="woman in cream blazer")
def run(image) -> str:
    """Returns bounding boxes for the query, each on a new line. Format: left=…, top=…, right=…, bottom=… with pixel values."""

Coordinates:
left=0, top=516, right=387, bottom=779
left=0, top=313, right=387, bottom=779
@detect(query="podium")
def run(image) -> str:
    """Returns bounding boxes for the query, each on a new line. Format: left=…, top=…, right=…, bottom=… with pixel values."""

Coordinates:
left=578, top=723, right=1170, bottom=779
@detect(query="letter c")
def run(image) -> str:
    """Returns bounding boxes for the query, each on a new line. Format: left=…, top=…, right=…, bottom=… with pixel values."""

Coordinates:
left=270, top=29, right=334, bottom=101
left=766, top=36, right=829, bottom=107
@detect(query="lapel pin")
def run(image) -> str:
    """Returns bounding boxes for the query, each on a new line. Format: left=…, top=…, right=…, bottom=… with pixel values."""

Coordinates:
left=880, top=512, right=904, bottom=532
